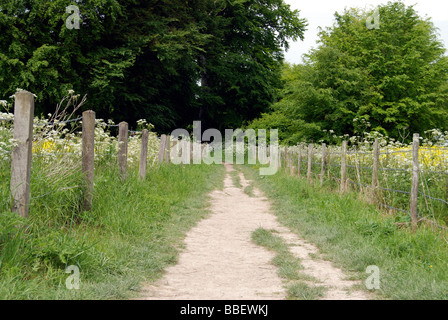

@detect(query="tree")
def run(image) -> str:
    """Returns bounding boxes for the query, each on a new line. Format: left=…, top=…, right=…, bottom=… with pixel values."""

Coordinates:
left=0, top=0, right=306, bottom=133
left=254, top=1, right=448, bottom=143
left=193, top=0, right=307, bottom=132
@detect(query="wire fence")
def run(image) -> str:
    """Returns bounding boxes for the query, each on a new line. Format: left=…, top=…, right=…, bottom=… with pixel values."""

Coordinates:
left=281, top=139, right=448, bottom=230
left=2, top=101, right=164, bottom=218
left=34, top=116, right=83, bottom=126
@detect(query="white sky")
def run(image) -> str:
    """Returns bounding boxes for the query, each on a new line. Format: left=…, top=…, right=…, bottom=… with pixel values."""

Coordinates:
left=283, top=0, right=448, bottom=64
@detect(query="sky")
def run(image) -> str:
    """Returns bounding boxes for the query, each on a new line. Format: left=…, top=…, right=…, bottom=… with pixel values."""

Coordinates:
left=283, top=0, right=448, bottom=64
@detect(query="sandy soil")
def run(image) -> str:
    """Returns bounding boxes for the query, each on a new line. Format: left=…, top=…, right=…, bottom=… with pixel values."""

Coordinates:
left=138, top=163, right=370, bottom=300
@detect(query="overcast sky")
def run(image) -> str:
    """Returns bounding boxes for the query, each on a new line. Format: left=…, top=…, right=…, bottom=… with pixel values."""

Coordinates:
left=283, top=0, right=448, bottom=64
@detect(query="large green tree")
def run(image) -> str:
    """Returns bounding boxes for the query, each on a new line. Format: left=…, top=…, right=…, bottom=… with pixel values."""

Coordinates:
left=253, top=1, right=448, bottom=143
left=0, top=0, right=306, bottom=133
left=195, top=0, right=306, bottom=131
left=0, top=0, right=207, bottom=131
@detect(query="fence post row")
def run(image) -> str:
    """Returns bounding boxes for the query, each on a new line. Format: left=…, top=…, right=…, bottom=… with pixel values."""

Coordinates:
left=82, top=110, right=95, bottom=211
left=7, top=98, right=426, bottom=229
left=288, top=135, right=425, bottom=229
left=10, top=90, right=35, bottom=218
left=9, top=103, right=157, bottom=215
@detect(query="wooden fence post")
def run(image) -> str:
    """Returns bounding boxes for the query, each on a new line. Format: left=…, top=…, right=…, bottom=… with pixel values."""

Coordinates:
left=290, top=150, right=296, bottom=176
left=10, top=90, right=35, bottom=218
left=372, top=139, right=379, bottom=187
left=118, top=122, right=128, bottom=180
left=82, top=110, right=95, bottom=211
left=171, top=138, right=180, bottom=163
left=320, top=143, right=326, bottom=187
left=278, top=147, right=283, bottom=169
left=165, top=135, right=171, bottom=164
left=190, top=138, right=194, bottom=164
left=297, top=145, right=302, bottom=177
left=372, top=139, right=379, bottom=199
left=158, top=134, right=167, bottom=164
left=341, top=140, right=347, bottom=193
left=410, top=133, right=419, bottom=231
left=139, top=129, right=149, bottom=179
left=307, top=144, right=313, bottom=182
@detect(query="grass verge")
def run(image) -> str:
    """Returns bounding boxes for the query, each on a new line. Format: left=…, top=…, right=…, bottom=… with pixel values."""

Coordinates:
left=251, top=228, right=325, bottom=300
left=0, top=162, right=225, bottom=299
left=241, top=164, right=448, bottom=300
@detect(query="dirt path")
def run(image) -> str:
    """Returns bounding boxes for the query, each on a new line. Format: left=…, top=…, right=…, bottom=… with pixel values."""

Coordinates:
left=139, top=163, right=370, bottom=300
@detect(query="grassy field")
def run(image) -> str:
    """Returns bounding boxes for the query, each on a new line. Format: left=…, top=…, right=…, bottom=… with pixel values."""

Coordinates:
left=240, top=164, right=448, bottom=300
left=0, top=161, right=225, bottom=299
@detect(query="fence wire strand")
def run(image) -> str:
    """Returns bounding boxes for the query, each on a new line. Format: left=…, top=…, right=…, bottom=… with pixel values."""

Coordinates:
left=35, top=116, right=82, bottom=126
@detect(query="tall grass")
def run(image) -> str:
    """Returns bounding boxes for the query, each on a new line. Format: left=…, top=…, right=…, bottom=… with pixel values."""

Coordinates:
left=0, top=159, right=225, bottom=299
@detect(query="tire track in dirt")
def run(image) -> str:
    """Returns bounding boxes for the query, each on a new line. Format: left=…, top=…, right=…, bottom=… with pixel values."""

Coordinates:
left=138, top=163, right=370, bottom=300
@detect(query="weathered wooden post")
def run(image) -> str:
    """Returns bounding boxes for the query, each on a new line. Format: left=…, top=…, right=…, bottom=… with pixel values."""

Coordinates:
left=410, top=134, right=420, bottom=231
left=297, top=145, right=302, bottom=177
left=82, top=110, right=95, bottom=211
left=190, top=138, right=194, bottom=164
left=307, top=144, right=313, bottom=183
left=278, top=147, right=283, bottom=169
left=158, top=134, right=167, bottom=164
left=172, top=138, right=179, bottom=162
left=164, top=135, right=171, bottom=164
left=118, top=122, right=128, bottom=180
left=371, top=139, right=379, bottom=201
left=320, top=143, right=326, bottom=187
left=290, top=150, right=296, bottom=176
left=139, top=129, right=149, bottom=179
left=341, top=140, right=347, bottom=193
left=10, top=90, right=35, bottom=218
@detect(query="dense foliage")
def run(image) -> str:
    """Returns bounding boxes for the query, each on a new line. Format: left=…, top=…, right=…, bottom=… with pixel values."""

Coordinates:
left=0, top=0, right=306, bottom=133
left=249, top=2, right=448, bottom=144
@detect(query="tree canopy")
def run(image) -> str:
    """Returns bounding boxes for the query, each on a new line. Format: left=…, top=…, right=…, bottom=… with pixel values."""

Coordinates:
left=249, top=1, right=448, bottom=143
left=0, top=0, right=306, bottom=133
